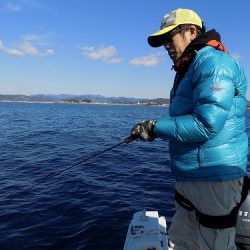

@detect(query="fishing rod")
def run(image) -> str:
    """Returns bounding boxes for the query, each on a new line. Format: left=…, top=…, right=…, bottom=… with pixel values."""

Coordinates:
left=8, top=134, right=138, bottom=201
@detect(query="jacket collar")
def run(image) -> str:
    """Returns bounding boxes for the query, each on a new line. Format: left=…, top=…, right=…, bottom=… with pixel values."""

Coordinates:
left=173, top=29, right=228, bottom=73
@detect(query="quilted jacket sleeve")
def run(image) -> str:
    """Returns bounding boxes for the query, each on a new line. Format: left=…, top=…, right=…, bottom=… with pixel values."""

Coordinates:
left=154, top=54, right=237, bottom=142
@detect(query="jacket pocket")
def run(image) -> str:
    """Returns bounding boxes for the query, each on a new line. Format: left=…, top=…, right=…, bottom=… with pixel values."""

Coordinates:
left=170, top=141, right=201, bottom=170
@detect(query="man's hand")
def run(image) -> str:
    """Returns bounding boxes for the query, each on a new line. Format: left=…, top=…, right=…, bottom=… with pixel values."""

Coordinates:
left=131, top=120, right=157, bottom=141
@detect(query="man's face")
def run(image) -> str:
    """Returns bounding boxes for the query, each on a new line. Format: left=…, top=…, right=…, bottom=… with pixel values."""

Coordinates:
left=163, top=27, right=196, bottom=62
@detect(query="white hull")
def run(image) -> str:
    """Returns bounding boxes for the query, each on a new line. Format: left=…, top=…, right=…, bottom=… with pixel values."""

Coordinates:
left=124, top=211, right=170, bottom=250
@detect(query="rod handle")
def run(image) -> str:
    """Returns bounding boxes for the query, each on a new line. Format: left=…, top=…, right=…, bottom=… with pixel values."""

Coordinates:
left=123, top=134, right=138, bottom=144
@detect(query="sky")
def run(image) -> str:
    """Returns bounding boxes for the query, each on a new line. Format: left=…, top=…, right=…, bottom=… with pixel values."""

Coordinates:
left=0, top=0, right=250, bottom=99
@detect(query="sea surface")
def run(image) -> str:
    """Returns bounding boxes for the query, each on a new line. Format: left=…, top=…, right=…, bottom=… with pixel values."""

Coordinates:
left=0, top=102, right=249, bottom=250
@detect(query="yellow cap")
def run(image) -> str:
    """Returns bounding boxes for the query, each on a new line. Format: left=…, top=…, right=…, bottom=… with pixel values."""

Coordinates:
left=148, top=9, right=202, bottom=47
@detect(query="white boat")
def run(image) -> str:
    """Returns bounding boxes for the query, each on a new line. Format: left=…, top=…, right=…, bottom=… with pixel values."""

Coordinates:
left=123, top=204, right=250, bottom=250
left=123, top=210, right=172, bottom=250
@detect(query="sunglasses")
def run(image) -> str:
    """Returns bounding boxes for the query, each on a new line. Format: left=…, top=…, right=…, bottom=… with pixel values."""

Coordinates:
left=163, top=27, right=187, bottom=44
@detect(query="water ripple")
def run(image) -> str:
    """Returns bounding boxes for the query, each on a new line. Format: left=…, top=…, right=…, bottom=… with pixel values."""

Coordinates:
left=0, top=102, right=248, bottom=249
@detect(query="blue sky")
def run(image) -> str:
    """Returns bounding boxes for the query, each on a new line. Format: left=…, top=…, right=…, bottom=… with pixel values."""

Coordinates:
left=0, top=0, right=249, bottom=99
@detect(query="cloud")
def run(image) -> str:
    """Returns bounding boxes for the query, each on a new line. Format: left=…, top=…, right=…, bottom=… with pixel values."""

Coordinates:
left=0, top=40, right=22, bottom=56
left=79, top=45, right=123, bottom=64
left=0, top=36, right=55, bottom=57
left=232, top=53, right=241, bottom=60
left=4, top=48, right=24, bottom=56
left=0, top=40, right=4, bottom=50
left=45, top=49, right=54, bottom=56
left=129, top=53, right=164, bottom=67
left=103, top=58, right=123, bottom=64
left=22, top=34, right=47, bottom=42
left=3, top=0, right=42, bottom=12
left=22, top=34, right=54, bottom=47
left=82, top=46, right=116, bottom=59
left=21, top=0, right=43, bottom=9
left=20, top=42, right=40, bottom=56
left=5, top=3, right=22, bottom=12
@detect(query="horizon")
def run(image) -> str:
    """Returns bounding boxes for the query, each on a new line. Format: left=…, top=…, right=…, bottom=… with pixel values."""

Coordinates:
left=0, top=93, right=169, bottom=100
left=0, top=1, right=249, bottom=99
left=2, top=93, right=250, bottom=103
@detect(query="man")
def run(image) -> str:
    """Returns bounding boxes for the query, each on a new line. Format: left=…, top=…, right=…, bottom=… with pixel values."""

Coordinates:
left=131, top=8, right=248, bottom=249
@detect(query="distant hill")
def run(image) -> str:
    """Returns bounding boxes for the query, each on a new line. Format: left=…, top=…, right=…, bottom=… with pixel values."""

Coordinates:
left=0, top=94, right=170, bottom=105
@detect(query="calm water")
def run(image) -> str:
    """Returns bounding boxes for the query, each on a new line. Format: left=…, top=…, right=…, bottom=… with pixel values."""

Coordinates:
left=0, top=102, right=249, bottom=250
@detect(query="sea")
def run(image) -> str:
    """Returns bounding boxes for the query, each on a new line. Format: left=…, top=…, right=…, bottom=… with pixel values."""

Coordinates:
left=0, top=102, right=249, bottom=250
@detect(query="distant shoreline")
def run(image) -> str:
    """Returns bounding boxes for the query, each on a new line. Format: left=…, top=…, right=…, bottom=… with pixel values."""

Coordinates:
left=0, top=94, right=170, bottom=106
left=0, top=100, right=169, bottom=107
left=2, top=100, right=250, bottom=109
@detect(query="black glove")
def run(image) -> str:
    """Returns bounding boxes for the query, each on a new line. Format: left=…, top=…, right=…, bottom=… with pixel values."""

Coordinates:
left=131, top=120, right=157, bottom=141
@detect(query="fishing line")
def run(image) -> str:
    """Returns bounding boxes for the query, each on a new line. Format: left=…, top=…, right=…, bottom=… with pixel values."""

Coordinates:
left=8, top=134, right=137, bottom=201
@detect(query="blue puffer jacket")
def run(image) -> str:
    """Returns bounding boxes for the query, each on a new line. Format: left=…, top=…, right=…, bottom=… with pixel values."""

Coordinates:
left=154, top=46, right=248, bottom=181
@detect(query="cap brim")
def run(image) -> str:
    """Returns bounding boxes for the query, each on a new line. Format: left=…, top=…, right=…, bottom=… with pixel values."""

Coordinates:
left=147, top=24, right=178, bottom=47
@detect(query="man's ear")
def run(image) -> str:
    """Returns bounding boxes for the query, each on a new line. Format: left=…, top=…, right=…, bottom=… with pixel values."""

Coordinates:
left=189, top=26, right=198, bottom=41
